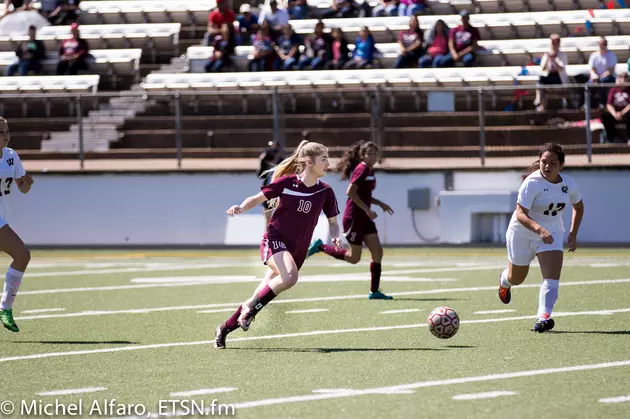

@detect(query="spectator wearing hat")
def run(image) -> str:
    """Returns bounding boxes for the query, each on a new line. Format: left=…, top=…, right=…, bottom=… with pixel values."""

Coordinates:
left=5, top=25, right=45, bottom=76
left=206, top=0, right=236, bottom=46
left=236, top=4, right=258, bottom=45
left=435, top=10, right=480, bottom=68
left=601, top=72, right=630, bottom=143
left=57, top=23, right=90, bottom=75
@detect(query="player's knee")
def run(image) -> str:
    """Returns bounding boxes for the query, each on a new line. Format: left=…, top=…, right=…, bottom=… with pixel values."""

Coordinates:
left=15, top=247, right=30, bottom=267
left=347, top=254, right=361, bottom=264
left=283, top=270, right=299, bottom=287
left=372, top=247, right=383, bottom=262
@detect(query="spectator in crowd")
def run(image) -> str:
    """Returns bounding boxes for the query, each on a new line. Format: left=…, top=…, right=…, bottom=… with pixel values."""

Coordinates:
left=601, top=72, right=630, bottom=143
left=436, top=10, right=480, bottom=67
left=38, top=0, right=58, bottom=22
left=372, top=0, right=398, bottom=17
left=205, top=0, right=235, bottom=46
left=249, top=27, right=274, bottom=71
left=273, top=24, right=302, bottom=71
left=205, top=22, right=236, bottom=72
left=321, top=0, right=360, bottom=18
left=297, top=21, right=333, bottom=70
left=5, top=25, right=45, bottom=76
left=2, top=0, right=31, bottom=17
left=287, top=0, right=309, bottom=19
left=588, top=36, right=617, bottom=107
left=236, top=4, right=258, bottom=45
left=398, top=0, right=424, bottom=16
left=46, top=0, right=81, bottom=26
left=418, top=19, right=450, bottom=68
left=533, top=34, right=569, bottom=112
left=393, top=15, right=423, bottom=69
left=56, top=22, right=89, bottom=75
left=329, top=27, right=351, bottom=69
left=259, top=0, right=290, bottom=34
left=344, top=26, right=376, bottom=69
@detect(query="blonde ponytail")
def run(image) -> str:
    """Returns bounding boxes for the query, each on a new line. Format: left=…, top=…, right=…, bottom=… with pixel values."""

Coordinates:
left=269, top=140, right=309, bottom=183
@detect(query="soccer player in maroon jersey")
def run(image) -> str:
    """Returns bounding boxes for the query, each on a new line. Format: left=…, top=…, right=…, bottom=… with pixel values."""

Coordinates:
left=215, top=140, right=341, bottom=349
left=308, top=141, right=394, bottom=300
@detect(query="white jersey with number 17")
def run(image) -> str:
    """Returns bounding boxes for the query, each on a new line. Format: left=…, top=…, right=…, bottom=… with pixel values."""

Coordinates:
left=0, top=148, right=26, bottom=218
left=507, top=170, right=582, bottom=241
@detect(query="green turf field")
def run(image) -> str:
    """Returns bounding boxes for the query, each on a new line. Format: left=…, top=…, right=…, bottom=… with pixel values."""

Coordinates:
left=1, top=248, right=629, bottom=419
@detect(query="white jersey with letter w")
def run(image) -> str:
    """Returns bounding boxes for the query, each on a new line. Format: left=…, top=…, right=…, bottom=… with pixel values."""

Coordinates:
left=0, top=147, right=26, bottom=219
left=507, top=169, right=582, bottom=241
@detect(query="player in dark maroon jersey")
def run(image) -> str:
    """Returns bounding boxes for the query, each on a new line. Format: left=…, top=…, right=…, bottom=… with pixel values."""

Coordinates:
left=215, top=140, right=341, bottom=349
left=308, top=141, right=394, bottom=300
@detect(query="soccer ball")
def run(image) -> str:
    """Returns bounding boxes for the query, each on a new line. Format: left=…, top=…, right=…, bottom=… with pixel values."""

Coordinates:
left=427, top=306, right=459, bottom=339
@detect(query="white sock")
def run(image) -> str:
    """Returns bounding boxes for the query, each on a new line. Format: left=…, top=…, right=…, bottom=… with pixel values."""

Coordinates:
left=500, top=268, right=513, bottom=288
left=0, top=267, right=24, bottom=310
left=537, top=278, right=559, bottom=318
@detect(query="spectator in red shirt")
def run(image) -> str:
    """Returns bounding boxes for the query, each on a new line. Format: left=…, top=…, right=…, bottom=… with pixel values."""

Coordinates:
left=393, top=15, right=423, bottom=69
left=205, top=0, right=235, bottom=46
left=601, top=72, right=630, bottom=143
left=435, top=10, right=480, bottom=68
left=57, top=23, right=90, bottom=75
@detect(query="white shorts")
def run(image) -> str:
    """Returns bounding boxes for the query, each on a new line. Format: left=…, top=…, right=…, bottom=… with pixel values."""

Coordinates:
left=506, top=229, right=564, bottom=266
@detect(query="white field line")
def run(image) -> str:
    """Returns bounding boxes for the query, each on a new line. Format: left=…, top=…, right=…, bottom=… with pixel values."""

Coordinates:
left=130, top=276, right=457, bottom=284
left=285, top=309, right=329, bottom=314
left=21, top=308, right=66, bottom=314
left=473, top=310, right=516, bottom=315
left=228, top=361, right=630, bottom=410
left=380, top=309, right=421, bottom=314
left=196, top=308, right=239, bottom=314
left=599, top=395, right=630, bottom=403
left=169, top=388, right=237, bottom=397
left=14, top=278, right=630, bottom=321
left=37, top=387, right=107, bottom=396
left=452, top=391, right=518, bottom=400
left=3, top=308, right=630, bottom=364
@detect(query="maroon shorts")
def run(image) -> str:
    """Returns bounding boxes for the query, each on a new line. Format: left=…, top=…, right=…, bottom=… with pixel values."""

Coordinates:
left=260, top=234, right=307, bottom=270
left=343, top=216, right=378, bottom=245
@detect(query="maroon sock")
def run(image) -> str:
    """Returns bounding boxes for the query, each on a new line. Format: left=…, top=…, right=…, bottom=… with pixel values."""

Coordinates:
left=321, top=244, right=347, bottom=261
left=370, top=262, right=382, bottom=293
left=221, top=306, right=243, bottom=334
left=249, top=285, right=277, bottom=315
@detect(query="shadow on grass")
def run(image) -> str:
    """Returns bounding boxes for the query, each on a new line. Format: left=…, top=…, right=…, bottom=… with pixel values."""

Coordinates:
left=550, top=330, right=630, bottom=336
left=230, top=346, right=476, bottom=353
left=389, top=298, right=469, bottom=302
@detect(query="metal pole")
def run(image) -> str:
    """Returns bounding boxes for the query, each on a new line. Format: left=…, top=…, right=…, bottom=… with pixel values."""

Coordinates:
left=174, top=91, right=182, bottom=169
left=477, top=87, right=486, bottom=167
left=76, top=96, right=84, bottom=170
left=584, top=85, right=593, bottom=164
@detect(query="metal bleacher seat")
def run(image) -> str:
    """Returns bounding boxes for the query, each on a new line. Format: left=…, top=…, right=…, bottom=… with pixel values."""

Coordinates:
left=186, top=35, right=630, bottom=71
left=0, top=23, right=180, bottom=63
left=0, top=49, right=142, bottom=84
left=289, top=9, right=630, bottom=43
left=79, top=0, right=215, bottom=26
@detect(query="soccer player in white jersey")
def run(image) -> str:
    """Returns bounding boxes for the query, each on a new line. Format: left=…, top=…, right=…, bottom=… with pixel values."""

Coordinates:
left=498, top=142, right=584, bottom=333
left=0, top=117, right=34, bottom=333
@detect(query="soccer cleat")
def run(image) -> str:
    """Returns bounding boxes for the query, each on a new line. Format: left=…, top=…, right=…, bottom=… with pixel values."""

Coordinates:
left=368, top=290, right=393, bottom=300
left=533, top=314, right=555, bottom=333
left=498, top=282, right=511, bottom=305
left=0, top=309, right=19, bottom=333
left=307, top=239, right=323, bottom=258
left=237, top=304, right=256, bottom=332
left=214, top=325, right=227, bottom=349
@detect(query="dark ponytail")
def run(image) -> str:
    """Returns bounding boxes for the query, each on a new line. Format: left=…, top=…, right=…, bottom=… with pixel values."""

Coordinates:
left=522, top=142, right=565, bottom=181
left=337, top=141, right=379, bottom=180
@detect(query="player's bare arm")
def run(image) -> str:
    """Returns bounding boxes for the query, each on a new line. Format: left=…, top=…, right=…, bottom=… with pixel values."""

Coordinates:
left=227, top=191, right=268, bottom=216
left=516, top=204, right=553, bottom=244
left=568, top=200, right=584, bottom=252
left=346, top=183, right=377, bottom=220
left=327, top=216, right=341, bottom=248
left=15, top=174, right=34, bottom=194
left=371, top=198, right=393, bottom=215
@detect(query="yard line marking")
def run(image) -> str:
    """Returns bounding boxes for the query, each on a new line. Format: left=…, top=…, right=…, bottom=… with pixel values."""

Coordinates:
left=380, top=309, right=421, bottom=314
left=131, top=276, right=457, bottom=284
left=3, top=308, right=630, bottom=364
left=37, top=387, right=107, bottom=396
left=473, top=310, right=516, bottom=315
left=228, top=361, right=630, bottom=410
left=21, top=308, right=66, bottom=314
left=14, top=278, right=630, bottom=321
left=312, top=388, right=415, bottom=395
left=285, top=309, right=329, bottom=314
left=599, top=395, right=630, bottom=403
left=20, top=264, right=261, bottom=279
left=452, top=391, right=518, bottom=400
left=170, top=388, right=237, bottom=397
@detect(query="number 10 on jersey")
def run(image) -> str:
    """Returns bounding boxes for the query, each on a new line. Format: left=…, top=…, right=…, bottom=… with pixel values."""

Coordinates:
left=297, top=199, right=312, bottom=213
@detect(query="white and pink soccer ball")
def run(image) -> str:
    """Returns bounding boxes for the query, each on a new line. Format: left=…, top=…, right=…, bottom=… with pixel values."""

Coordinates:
left=427, top=306, right=460, bottom=339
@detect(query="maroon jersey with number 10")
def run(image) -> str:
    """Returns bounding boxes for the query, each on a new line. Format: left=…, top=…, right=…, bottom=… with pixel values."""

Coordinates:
left=261, top=174, right=339, bottom=268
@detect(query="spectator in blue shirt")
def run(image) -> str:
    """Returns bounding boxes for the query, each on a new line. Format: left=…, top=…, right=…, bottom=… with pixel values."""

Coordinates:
left=344, top=27, right=376, bottom=69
